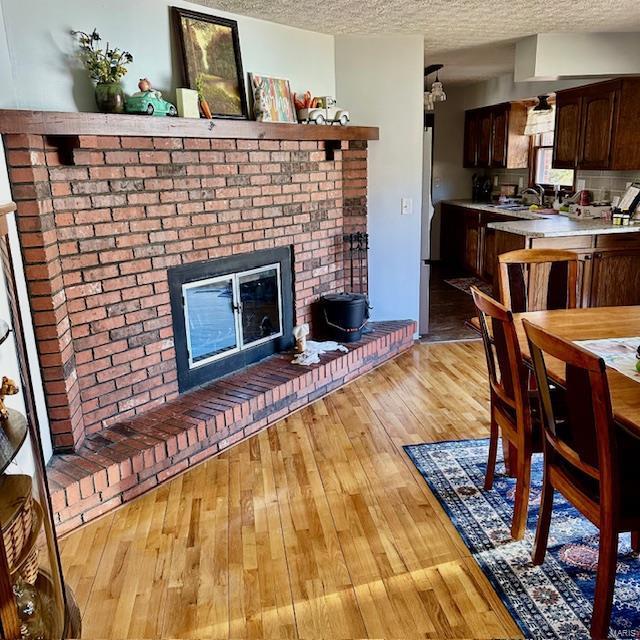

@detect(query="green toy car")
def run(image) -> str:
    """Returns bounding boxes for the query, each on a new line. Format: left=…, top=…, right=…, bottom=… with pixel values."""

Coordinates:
left=125, top=90, right=177, bottom=117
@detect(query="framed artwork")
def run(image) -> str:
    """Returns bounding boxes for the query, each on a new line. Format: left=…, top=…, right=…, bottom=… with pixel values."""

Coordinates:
left=171, top=7, right=248, bottom=119
left=249, top=73, right=298, bottom=124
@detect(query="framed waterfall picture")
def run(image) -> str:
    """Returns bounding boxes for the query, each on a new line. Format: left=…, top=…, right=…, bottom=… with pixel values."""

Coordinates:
left=249, top=73, right=298, bottom=123
left=171, top=7, right=249, bottom=119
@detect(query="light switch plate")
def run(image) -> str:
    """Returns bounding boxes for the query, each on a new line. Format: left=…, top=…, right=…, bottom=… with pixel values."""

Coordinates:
left=401, top=197, right=413, bottom=216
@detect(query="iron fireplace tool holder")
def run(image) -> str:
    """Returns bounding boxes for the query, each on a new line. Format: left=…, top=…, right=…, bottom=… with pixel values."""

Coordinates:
left=344, top=232, right=373, bottom=333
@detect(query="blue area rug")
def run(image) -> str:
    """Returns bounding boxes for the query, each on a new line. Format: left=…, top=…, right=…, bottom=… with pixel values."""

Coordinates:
left=404, top=439, right=640, bottom=639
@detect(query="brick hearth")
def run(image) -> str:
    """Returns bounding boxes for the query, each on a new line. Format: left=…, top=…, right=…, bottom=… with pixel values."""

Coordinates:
left=4, top=130, right=369, bottom=450
left=48, top=320, right=414, bottom=533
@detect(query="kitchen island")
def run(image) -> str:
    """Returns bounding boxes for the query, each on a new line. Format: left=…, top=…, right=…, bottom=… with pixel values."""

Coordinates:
left=441, top=200, right=640, bottom=307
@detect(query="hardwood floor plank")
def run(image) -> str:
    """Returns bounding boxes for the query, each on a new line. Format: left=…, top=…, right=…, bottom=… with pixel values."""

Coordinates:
left=59, top=341, right=523, bottom=639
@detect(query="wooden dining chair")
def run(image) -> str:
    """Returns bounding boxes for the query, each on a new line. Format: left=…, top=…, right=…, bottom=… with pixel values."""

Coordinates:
left=524, top=319, right=640, bottom=639
left=471, top=286, right=542, bottom=540
left=499, top=249, right=578, bottom=313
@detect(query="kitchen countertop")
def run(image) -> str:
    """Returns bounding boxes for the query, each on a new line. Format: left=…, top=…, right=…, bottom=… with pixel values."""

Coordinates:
left=443, top=199, right=549, bottom=221
left=443, top=199, right=640, bottom=238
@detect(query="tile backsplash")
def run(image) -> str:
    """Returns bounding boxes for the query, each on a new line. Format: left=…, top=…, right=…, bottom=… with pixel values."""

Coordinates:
left=488, top=168, right=640, bottom=202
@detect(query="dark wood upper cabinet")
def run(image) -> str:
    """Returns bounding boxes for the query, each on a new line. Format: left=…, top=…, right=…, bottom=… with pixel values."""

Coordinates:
left=476, top=108, right=493, bottom=167
left=553, top=77, right=640, bottom=171
left=610, top=78, right=640, bottom=170
left=578, top=82, right=618, bottom=170
left=463, top=110, right=479, bottom=168
left=490, top=104, right=508, bottom=168
left=463, top=102, right=528, bottom=169
left=553, top=88, right=582, bottom=169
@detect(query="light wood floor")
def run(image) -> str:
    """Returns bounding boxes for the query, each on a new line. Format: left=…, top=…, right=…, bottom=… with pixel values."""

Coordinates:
left=60, top=341, right=522, bottom=639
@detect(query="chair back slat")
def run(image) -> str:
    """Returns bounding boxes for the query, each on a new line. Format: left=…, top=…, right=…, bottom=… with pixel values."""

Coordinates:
left=491, top=316, right=516, bottom=399
left=499, top=249, right=578, bottom=313
left=547, top=261, right=571, bottom=310
left=565, top=364, right=600, bottom=468
left=523, top=319, right=618, bottom=499
left=472, top=287, right=529, bottom=430
left=504, top=263, right=528, bottom=313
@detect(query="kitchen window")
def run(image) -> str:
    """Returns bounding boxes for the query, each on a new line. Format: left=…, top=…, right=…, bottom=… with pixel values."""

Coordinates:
left=530, top=131, right=575, bottom=191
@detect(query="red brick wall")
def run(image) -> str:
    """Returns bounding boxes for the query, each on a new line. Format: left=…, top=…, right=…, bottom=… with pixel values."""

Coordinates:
left=4, top=133, right=368, bottom=451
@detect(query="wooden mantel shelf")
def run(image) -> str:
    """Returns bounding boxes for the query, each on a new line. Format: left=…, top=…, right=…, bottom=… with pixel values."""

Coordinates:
left=0, top=110, right=379, bottom=141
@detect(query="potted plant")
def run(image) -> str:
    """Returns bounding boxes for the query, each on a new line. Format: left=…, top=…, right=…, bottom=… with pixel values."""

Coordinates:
left=73, top=29, right=133, bottom=114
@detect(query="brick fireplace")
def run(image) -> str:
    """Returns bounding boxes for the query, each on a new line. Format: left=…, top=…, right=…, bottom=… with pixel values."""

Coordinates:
left=0, top=112, right=415, bottom=531
left=4, top=119, right=372, bottom=450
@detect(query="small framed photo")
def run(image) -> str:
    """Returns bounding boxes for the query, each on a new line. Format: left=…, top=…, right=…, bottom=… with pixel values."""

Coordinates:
left=172, top=7, right=249, bottom=119
left=249, top=73, right=298, bottom=124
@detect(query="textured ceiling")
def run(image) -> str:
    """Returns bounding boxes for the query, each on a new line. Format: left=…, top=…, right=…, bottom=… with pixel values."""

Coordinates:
left=199, top=0, right=640, bottom=83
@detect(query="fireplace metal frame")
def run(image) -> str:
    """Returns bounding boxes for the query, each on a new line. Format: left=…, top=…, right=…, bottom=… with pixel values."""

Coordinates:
left=169, top=247, right=294, bottom=392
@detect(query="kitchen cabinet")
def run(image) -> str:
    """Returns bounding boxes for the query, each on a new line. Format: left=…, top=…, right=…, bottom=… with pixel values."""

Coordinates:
left=441, top=204, right=481, bottom=275
left=443, top=204, right=640, bottom=308
left=476, top=109, right=492, bottom=168
left=589, top=250, right=640, bottom=307
left=480, top=212, right=522, bottom=282
left=463, top=110, right=479, bottom=167
left=492, top=228, right=640, bottom=309
left=553, top=77, right=640, bottom=170
left=490, top=105, right=508, bottom=168
left=463, top=102, right=528, bottom=169
left=578, top=82, right=618, bottom=169
left=491, top=103, right=529, bottom=169
left=553, top=88, right=582, bottom=169
left=441, top=204, right=520, bottom=278
left=463, top=108, right=491, bottom=168
left=575, top=251, right=594, bottom=308
left=463, top=210, right=481, bottom=273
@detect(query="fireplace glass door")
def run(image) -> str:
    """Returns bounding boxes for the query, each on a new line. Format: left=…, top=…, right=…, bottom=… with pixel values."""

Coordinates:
left=183, top=275, right=240, bottom=368
left=182, top=263, right=283, bottom=370
left=238, top=265, right=282, bottom=348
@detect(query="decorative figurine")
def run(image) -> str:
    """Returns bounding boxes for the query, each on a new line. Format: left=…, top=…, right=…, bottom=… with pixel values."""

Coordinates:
left=0, top=376, right=19, bottom=420
left=293, top=323, right=310, bottom=354
left=295, top=93, right=350, bottom=126
left=125, top=78, right=177, bottom=116
left=253, top=80, right=271, bottom=122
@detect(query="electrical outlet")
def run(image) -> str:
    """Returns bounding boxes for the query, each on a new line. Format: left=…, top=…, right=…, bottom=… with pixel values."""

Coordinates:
left=577, top=179, right=586, bottom=191
left=401, top=197, right=413, bottom=216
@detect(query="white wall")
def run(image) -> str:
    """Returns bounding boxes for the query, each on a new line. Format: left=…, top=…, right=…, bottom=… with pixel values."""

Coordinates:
left=0, top=0, right=335, bottom=111
left=335, top=35, right=424, bottom=323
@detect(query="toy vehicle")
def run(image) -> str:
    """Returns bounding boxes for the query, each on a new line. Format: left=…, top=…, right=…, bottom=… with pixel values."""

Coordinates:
left=297, top=97, right=350, bottom=125
left=125, top=90, right=177, bottom=116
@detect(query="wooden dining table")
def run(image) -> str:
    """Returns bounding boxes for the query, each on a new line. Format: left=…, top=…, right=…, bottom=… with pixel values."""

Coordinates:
left=509, top=305, right=640, bottom=436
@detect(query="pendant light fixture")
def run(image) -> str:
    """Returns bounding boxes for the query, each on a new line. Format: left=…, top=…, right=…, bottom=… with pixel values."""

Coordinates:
left=533, top=94, right=552, bottom=112
left=524, top=94, right=555, bottom=136
left=424, top=64, right=446, bottom=112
